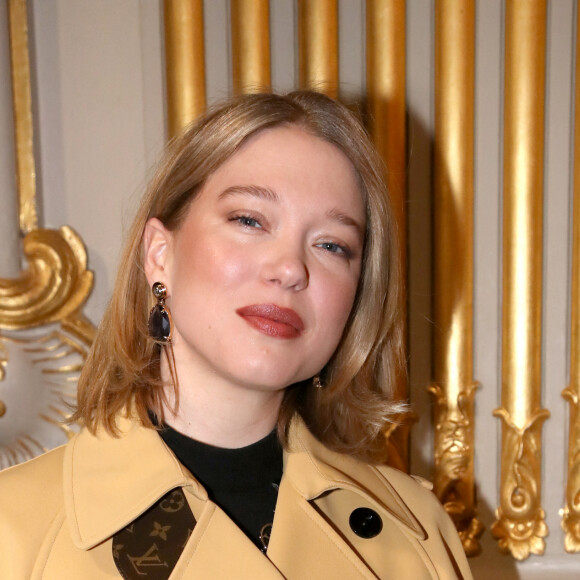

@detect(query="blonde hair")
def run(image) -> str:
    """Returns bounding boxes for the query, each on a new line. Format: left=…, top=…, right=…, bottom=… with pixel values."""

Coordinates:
left=73, top=91, right=404, bottom=462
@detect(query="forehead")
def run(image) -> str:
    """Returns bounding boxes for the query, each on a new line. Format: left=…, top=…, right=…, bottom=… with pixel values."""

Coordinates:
left=199, top=125, right=365, bottom=220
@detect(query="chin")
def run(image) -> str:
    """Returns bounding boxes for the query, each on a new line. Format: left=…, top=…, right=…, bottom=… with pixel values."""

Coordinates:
left=227, top=364, right=308, bottom=392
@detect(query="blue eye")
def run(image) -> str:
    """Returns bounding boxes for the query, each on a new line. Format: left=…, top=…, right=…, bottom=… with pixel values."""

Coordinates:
left=317, top=242, right=352, bottom=258
left=230, top=215, right=262, bottom=228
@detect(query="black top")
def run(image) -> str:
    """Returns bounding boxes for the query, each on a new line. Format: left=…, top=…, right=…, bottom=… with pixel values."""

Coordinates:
left=158, top=424, right=283, bottom=550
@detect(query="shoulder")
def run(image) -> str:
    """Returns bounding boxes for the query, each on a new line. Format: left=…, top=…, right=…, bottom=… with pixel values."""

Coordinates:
left=372, top=464, right=455, bottom=526
left=0, top=446, right=66, bottom=550
left=0, top=444, right=66, bottom=506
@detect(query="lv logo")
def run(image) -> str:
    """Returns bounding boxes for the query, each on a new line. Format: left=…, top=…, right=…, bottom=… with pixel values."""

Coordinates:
left=113, top=488, right=197, bottom=579
left=127, top=543, right=169, bottom=575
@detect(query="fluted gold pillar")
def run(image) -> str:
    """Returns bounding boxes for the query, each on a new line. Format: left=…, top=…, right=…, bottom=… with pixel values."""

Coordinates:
left=366, top=0, right=410, bottom=473
left=231, top=0, right=270, bottom=95
left=491, top=0, right=549, bottom=561
left=8, top=0, right=37, bottom=234
left=561, top=2, right=580, bottom=554
left=164, top=0, right=206, bottom=138
left=430, top=0, right=482, bottom=556
left=298, top=0, right=338, bottom=98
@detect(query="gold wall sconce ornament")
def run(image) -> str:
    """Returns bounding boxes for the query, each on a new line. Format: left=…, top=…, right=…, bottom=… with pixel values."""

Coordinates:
left=0, top=0, right=95, bottom=468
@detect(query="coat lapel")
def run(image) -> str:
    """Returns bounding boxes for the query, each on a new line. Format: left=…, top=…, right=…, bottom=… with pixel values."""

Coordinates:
left=172, top=502, right=284, bottom=579
left=266, top=418, right=434, bottom=579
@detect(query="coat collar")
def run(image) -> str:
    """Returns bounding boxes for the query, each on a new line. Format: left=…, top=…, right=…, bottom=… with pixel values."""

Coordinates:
left=284, top=417, right=426, bottom=540
left=64, top=414, right=207, bottom=549
left=64, top=413, right=425, bottom=550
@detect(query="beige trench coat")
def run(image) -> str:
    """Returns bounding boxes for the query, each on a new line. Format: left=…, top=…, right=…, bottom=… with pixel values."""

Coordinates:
left=0, top=415, right=472, bottom=579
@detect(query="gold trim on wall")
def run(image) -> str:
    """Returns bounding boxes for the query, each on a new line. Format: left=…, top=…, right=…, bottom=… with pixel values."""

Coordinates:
left=2, top=0, right=96, bottom=463
left=8, top=0, right=37, bottom=234
left=430, top=0, right=482, bottom=556
left=0, top=227, right=93, bottom=337
left=164, top=0, right=206, bottom=138
left=298, top=0, right=338, bottom=98
left=491, top=0, right=549, bottom=561
left=231, top=0, right=271, bottom=95
left=561, top=1, right=580, bottom=554
left=366, top=0, right=410, bottom=473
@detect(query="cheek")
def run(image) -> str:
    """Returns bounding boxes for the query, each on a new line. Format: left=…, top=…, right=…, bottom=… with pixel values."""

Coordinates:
left=174, top=239, right=252, bottom=291
left=314, top=276, right=359, bottom=335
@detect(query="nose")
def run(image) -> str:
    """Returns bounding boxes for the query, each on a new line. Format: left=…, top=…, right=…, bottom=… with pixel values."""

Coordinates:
left=261, top=247, right=309, bottom=291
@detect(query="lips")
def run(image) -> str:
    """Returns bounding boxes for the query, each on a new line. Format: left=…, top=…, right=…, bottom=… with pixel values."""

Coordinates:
left=236, top=304, right=305, bottom=339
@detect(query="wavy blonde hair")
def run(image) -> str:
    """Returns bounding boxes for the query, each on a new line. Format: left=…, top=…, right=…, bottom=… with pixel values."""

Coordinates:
left=73, top=91, right=404, bottom=462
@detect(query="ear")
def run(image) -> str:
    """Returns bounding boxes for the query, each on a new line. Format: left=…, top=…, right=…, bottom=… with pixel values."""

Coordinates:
left=143, top=218, right=173, bottom=289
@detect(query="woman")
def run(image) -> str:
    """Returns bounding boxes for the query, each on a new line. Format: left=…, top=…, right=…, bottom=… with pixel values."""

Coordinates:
left=0, top=91, right=472, bottom=579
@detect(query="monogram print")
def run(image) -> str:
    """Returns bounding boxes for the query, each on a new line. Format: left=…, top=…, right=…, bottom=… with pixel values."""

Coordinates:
left=113, top=488, right=196, bottom=580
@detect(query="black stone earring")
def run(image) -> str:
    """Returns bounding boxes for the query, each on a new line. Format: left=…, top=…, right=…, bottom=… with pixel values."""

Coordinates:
left=148, top=282, right=172, bottom=342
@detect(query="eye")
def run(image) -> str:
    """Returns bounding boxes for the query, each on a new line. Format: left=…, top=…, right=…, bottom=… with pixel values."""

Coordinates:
left=229, top=214, right=262, bottom=229
left=316, top=241, right=352, bottom=258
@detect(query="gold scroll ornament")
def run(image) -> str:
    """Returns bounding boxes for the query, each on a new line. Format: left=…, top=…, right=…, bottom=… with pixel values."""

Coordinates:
left=491, top=0, right=549, bottom=560
left=1, top=0, right=95, bottom=466
left=561, top=0, right=580, bottom=553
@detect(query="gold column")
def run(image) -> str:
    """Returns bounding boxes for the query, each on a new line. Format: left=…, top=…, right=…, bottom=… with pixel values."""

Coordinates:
left=298, top=0, right=338, bottom=98
left=561, top=2, right=580, bottom=554
left=491, top=0, right=549, bottom=561
left=430, top=0, right=482, bottom=556
left=164, top=0, right=206, bottom=138
left=8, top=0, right=37, bottom=234
left=231, top=0, right=270, bottom=95
left=366, top=0, right=410, bottom=473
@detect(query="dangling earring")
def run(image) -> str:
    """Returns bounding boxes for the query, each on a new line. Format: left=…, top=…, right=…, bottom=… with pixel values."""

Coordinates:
left=148, top=282, right=172, bottom=342
left=313, top=374, right=323, bottom=389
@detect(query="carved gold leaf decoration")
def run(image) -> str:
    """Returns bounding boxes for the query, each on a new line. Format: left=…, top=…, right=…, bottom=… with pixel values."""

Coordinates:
left=0, top=325, right=89, bottom=469
left=491, top=406, right=550, bottom=560
left=0, top=227, right=93, bottom=330
left=561, top=387, right=580, bottom=552
left=429, top=381, right=484, bottom=556
left=0, top=225, right=95, bottom=468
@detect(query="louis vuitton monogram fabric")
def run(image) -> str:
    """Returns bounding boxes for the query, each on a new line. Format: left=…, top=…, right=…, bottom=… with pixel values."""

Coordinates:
left=112, top=488, right=196, bottom=579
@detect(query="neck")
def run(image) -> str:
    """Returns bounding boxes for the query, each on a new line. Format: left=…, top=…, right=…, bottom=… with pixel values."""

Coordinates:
left=160, top=356, right=284, bottom=449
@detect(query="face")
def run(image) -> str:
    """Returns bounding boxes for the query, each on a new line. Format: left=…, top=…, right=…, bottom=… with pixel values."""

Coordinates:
left=144, top=126, right=365, bottom=392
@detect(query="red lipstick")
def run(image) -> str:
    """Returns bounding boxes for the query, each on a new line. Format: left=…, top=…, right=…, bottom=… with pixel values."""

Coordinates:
left=236, top=304, right=305, bottom=339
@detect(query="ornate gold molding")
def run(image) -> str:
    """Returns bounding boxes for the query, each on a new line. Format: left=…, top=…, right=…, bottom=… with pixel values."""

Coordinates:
left=431, top=0, right=482, bottom=555
left=298, top=0, right=338, bottom=98
left=492, top=407, right=549, bottom=559
left=0, top=227, right=93, bottom=333
left=231, top=0, right=271, bottom=95
left=0, top=325, right=89, bottom=469
left=164, top=0, right=206, bottom=138
left=492, top=0, right=549, bottom=560
left=561, top=1, right=580, bottom=553
left=1, top=0, right=96, bottom=466
left=8, top=0, right=37, bottom=234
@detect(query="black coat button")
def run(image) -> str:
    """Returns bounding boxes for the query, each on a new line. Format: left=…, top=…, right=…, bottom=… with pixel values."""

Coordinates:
left=349, top=507, right=383, bottom=538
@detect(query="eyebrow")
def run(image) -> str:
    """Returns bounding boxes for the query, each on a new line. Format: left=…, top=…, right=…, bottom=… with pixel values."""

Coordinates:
left=218, top=185, right=280, bottom=202
left=219, top=183, right=364, bottom=237
left=327, top=208, right=365, bottom=238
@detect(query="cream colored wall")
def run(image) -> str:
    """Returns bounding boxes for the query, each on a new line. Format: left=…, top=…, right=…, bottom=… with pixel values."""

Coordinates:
left=1, top=0, right=579, bottom=577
